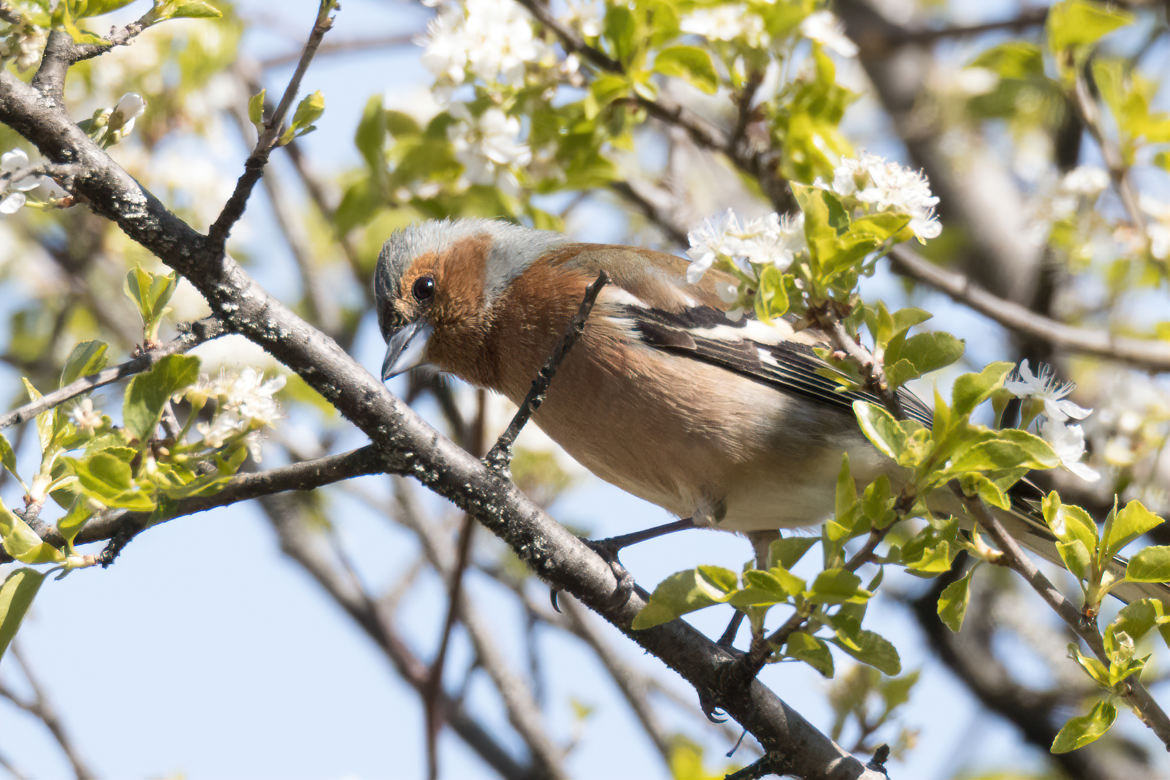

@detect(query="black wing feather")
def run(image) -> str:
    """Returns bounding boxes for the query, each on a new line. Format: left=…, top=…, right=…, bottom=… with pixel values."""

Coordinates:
left=626, top=305, right=934, bottom=427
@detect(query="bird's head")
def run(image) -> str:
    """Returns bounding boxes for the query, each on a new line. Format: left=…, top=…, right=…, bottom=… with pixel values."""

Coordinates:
left=373, top=218, right=570, bottom=381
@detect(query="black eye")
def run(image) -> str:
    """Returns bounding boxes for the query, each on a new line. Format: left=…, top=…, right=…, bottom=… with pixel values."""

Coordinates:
left=411, top=276, right=435, bottom=303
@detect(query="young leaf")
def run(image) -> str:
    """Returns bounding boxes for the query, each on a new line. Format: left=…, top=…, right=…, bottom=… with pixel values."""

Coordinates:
left=807, top=568, right=869, bottom=605
left=631, top=566, right=736, bottom=629
left=0, top=499, right=65, bottom=564
left=0, top=568, right=47, bottom=661
left=785, top=631, right=835, bottom=677
left=830, top=628, right=902, bottom=675
left=1103, top=501, right=1163, bottom=559
left=853, top=401, right=907, bottom=461
left=248, top=88, right=267, bottom=129
left=653, top=46, right=719, bottom=94
left=1051, top=699, right=1117, bottom=753
left=289, top=90, right=325, bottom=137
left=60, top=340, right=109, bottom=387
left=1125, top=546, right=1170, bottom=583
left=1047, top=0, right=1133, bottom=54
left=122, top=354, right=200, bottom=442
left=951, top=362, right=1012, bottom=418
left=937, top=571, right=972, bottom=632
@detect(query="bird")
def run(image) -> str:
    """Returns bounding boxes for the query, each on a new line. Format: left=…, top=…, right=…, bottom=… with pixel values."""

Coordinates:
left=373, top=217, right=1169, bottom=606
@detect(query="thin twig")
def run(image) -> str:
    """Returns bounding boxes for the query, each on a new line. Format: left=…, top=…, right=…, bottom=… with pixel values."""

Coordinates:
left=962, top=493, right=1170, bottom=749
left=207, top=0, right=338, bottom=249
left=888, top=245, right=1170, bottom=371
left=2, top=646, right=96, bottom=780
left=0, top=445, right=386, bottom=565
left=1070, top=63, right=1162, bottom=274
left=484, top=271, right=609, bottom=470
left=258, top=33, right=417, bottom=69
left=514, top=0, right=796, bottom=213
left=0, top=317, right=223, bottom=431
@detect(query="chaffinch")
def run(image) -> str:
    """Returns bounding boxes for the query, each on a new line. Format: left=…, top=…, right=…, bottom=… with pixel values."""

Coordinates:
left=374, top=218, right=1165, bottom=605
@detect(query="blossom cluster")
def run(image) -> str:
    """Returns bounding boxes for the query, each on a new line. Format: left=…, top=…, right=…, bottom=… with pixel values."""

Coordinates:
left=820, top=152, right=942, bottom=241
left=1004, top=360, right=1099, bottom=482
left=686, top=209, right=806, bottom=286
left=0, top=149, right=68, bottom=215
left=185, top=368, right=286, bottom=461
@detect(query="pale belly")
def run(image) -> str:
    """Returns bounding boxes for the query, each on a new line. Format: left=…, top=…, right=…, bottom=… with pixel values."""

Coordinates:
left=515, top=346, right=892, bottom=533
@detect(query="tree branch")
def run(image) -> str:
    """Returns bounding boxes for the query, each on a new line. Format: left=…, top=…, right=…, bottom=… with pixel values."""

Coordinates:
left=207, top=0, right=337, bottom=249
left=484, top=270, right=608, bottom=471
left=0, top=318, right=224, bottom=431
left=0, top=50, right=882, bottom=780
left=888, top=245, right=1170, bottom=372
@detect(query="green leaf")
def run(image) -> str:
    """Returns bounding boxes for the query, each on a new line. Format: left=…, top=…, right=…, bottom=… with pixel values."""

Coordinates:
left=1104, top=501, right=1163, bottom=558
left=1047, top=0, right=1133, bottom=53
left=883, top=331, right=964, bottom=388
left=0, top=568, right=46, bottom=661
left=729, top=568, right=799, bottom=607
left=947, top=429, right=1059, bottom=473
left=785, top=631, right=834, bottom=677
left=57, top=498, right=92, bottom=548
left=1126, top=546, right=1170, bottom=583
left=938, top=572, right=972, bottom=632
left=0, top=433, right=17, bottom=480
left=354, top=95, right=387, bottom=173
left=603, top=5, right=636, bottom=65
left=653, top=45, right=718, bottom=94
left=767, top=536, right=818, bottom=570
left=60, top=340, right=109, bottom=387
left=853, top=401, right=906, bottom=461
left=1052, top=699, right=1117, bottom=753
left=122, top=354, right=200, bottom=443
left=124, top=266, right=178, bottom=340
left=831, top=628, right=901, bottom=675
left=248, top=88, right=266, bottom=128
left=807, top=568, right=869, bottom=605
left=290, top=90, right=325, bottom=134
left=0, top=498, right=65, bottom=563
left=952, top=362, right=1012, bottom=418
left=68, top=451, right=156, bottom=511
left=631, top=566, right=736, bottom=629
left=167, top=0, right=222, bottom=19
left=22, top=378, right=54, bottom=456
left=74, top=0, right=136, bottom=17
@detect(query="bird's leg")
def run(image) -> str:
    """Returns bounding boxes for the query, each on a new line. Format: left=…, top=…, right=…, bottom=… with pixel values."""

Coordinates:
left=552, top=518, right=698, bottom=612
left=584, top=517, right=697, bottom=555
left=714, top=530, right=778, bottom=651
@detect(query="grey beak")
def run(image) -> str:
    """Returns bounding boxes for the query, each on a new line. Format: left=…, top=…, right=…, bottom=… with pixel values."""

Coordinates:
left=381, top=320, right=434, bottom=381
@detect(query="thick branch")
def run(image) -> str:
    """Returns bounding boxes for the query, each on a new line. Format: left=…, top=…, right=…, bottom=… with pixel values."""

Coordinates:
left=0, top=54, right=881, bottom=780
left=889, top=245, right=1170, bottom=371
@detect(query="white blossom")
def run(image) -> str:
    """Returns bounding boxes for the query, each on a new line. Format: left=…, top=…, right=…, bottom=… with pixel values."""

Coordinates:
left=680, top=5, right=766, bottom=46
left=69, top=399, right=103, bottom=433
left=447, top=105, right=531, bottom=190
left=420, top=0, right=550, bottom=87
left=823, top=152, right=942, bottom=240
left=1004, top=359, right=1092, bottom=423
left=188, top=368, right=285, bottom=460
left=109, top=92, right=146, bottom=134
left=562, top=0, right=603, bottom=38
left=685, top=209, right=806, bottom=284
left=799, top=11, right=857, bottom=57
left=1041, top=418, right=1100, bottom=482
left=1, top=148, right=46, bottom=214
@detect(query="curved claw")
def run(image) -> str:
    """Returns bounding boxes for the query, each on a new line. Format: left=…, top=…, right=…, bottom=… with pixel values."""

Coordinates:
left=699, top=692, right=729, bottom=723
left=584, top=539, right=636, bottom=609
left=550, top=587, right=562, bottom=613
